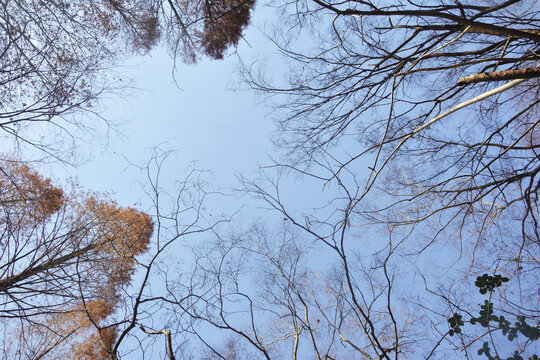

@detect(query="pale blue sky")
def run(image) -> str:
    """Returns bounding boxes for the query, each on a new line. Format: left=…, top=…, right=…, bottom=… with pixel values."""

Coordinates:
left=72, top=38, right=274, bottom=213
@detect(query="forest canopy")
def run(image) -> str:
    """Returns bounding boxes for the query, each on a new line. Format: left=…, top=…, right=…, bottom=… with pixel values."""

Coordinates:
left=0, top=159, right=153, bottom=358
left=0, top=0, right=538, bottom=359
left=0, top=0, right=255, bottom=159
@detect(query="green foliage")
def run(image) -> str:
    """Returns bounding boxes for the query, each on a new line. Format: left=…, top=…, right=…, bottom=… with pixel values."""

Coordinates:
left=448, top=313, right=464, bottom=336
left=478, top=341, right=539, bottom=360
left=475, top=274, right=509, bottom=295
left=470, top=300, right=496, bottom=327
left=448, top=274, right=539, bottom=360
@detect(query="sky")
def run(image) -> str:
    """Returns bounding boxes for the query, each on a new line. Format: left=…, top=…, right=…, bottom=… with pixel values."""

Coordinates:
left=63, top=13, right=335, bottom=227
left=70, top=32, right=275, bottom=215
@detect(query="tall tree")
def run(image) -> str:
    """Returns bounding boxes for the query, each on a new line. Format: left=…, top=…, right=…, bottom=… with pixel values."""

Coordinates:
left=233, top=0, right=540, bottom=358
left=245, top=0, right=539, bottom=247
left=0, top=0, right=257, bottom=356
left=0, top=0, right=159, bottom=159
left=0, top=158, right=153, bottom=358
left=159, top=0, right=256, bottom=62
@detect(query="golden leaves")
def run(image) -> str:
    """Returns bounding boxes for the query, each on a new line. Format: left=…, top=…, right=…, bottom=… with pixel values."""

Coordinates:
left=71, top=327, right=118, bottom=360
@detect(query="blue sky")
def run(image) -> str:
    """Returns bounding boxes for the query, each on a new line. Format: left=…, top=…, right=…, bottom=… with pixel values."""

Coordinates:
left=71, top=40, right=273, bottom=214
left=64, top=13, right=336, bottom=226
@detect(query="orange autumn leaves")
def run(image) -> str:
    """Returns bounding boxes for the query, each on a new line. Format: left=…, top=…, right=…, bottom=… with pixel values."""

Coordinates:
left=66, top=201, right=153, bottom=358
left=0, top=161, right=64, bottom=226
left=43, top=299, right=118, bottom=359
left=0, top=160, right=153, bottom=358
left=76, top=197, right=153, bottom=300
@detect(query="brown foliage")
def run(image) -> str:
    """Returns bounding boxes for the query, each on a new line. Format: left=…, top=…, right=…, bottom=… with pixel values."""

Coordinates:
left=74, top=197, right=153, bottom=300
left=71, top=327, right=118, bottom=360
left=202, top=0, right=256, bottom=59
left=0, top=161, right=64, bottom=223
left=0, top=159, right=153, bottom=358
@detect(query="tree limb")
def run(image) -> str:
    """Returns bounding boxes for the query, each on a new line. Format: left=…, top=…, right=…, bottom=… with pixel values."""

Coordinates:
left=457, top=67, right=540, bottom=85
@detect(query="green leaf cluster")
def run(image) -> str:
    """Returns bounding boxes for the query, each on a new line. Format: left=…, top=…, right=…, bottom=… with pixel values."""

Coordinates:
left=448, top=313, right=464, bottom=336
left=475, top=274, right=509, bottom=295
left=447, top=274, right=539, bottom=360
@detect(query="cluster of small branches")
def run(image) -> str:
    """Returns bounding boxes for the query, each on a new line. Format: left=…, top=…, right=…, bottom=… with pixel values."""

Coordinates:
left=232, top=0, right=540, bottom=358
left=0, top=0, right=255, bottom=160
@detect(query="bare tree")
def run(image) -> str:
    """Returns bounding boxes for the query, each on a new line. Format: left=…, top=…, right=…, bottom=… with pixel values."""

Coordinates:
left=90, top=148, right=235, bottom=360
left=108, top=159, right=420, bottom=359
left=244, top=0, right=539, bottom=248
left=0, top=0, right=161, bottom=161
left=237, top=1, right=540, bottom=357
left=224, top=162, right=537, bottom=359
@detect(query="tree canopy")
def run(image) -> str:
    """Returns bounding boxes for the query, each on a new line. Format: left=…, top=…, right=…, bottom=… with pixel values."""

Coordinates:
left=237, top=0, right=540, bottom=358
left=0, top=159, right=153, bottom=358
left=0, top=0, right=539, bottom=359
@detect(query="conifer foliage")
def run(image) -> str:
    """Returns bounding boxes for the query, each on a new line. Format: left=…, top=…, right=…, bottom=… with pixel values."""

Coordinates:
left=0, top=160, right=153, bottom=358
left=202, top=0, right=256, bottom=59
